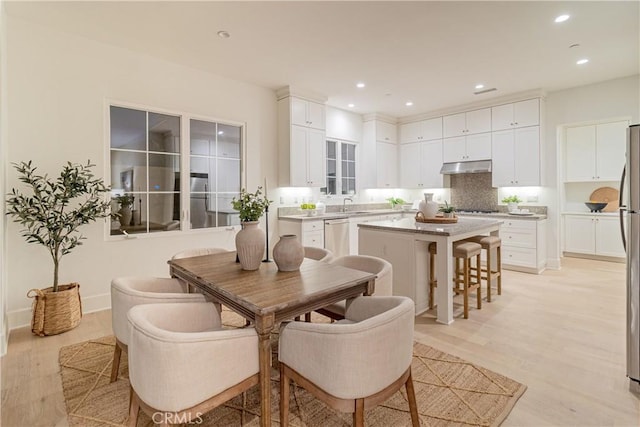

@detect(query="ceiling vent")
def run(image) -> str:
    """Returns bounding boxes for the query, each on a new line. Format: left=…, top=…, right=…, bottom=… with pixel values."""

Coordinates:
left=474, top=87, right=497, bottom=95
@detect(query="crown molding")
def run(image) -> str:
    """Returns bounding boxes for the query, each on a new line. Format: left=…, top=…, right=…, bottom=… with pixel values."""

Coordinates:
left=362, top=113, right=398, bottom=124
left=276, top=86, right=328, bottom=103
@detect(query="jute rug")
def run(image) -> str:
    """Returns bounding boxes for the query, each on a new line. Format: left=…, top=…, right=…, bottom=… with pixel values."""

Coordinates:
left=58, top=312, right=526, bottom=426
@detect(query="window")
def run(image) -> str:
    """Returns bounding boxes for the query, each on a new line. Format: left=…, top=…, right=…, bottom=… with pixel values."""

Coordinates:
left=323, top=139, right=356, bottom=195
left=109, top=105, right=242, bottom=236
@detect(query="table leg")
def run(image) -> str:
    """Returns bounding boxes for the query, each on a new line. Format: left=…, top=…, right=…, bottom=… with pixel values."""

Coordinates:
left=436, top=237, right=454, bottom=324
left=255, top=314, right=275, bottom=427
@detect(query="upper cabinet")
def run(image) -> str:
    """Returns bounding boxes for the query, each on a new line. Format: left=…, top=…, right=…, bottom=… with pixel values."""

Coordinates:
left=278, top=93, right=327, bottom=187
left=399, top=117, right=443, bottom=143
left=400, top=139, right=445, bottom=188
left=443, top=108, right=491, bottom=138
left=361, top=117, right=398, bottom=188
left=443, top=133, right=492, bottom=163
left=491, top=99, right=540, bottom=131
left=492, top=126, right=540, bottom=187
left=565, top=120, right=628, bottom=182
left=291, top=97, right=325, bottom=130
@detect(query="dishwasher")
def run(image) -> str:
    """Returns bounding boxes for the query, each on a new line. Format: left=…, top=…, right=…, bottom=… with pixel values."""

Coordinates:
left=324, top=218, right=350, bottom=258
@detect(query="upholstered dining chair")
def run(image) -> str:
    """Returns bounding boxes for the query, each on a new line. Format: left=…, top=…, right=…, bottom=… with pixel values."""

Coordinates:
left=171, top=247, right=230, bottom=260
left=127, top=302, right=259, bottom=427
left=315, top=255, right=392, bottom=321
left=297, top=247, right=335, bottom=322
left=279, top=296, right=419, bottom=427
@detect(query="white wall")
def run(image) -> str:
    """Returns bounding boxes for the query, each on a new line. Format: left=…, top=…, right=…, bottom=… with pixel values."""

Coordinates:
left=3, top=16, right=278, bottom=328
left=326, top=106, right=362, bottom=142
left=544, top=75, right=640, bottom=267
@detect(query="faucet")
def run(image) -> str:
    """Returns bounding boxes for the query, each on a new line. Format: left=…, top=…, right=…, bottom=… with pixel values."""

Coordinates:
left=342, top=197, right=353, bottom=212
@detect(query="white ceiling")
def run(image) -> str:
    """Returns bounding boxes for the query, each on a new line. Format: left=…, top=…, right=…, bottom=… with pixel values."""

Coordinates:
left=5, top=1, right=639, bottom=118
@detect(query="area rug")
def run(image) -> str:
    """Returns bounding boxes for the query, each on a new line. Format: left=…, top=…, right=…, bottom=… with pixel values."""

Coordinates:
left=58, top=313, right=526, bottom=426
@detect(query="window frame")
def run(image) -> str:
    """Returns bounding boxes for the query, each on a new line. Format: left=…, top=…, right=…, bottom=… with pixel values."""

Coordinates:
left=105, top=100, right=246, bottom=240
left=322, top=138, right=358, bottom=197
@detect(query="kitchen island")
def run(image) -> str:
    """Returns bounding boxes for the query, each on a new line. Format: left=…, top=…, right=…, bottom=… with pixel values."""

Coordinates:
left=358, top=216, right=503, bottom=324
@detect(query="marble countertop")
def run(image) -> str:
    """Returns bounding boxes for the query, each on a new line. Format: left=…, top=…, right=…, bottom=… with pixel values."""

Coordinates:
left=279, top=209, right=402, bottom=221
left=457, top=212, right=547, bottom=220
left=358, top=216, right=503, bottom=236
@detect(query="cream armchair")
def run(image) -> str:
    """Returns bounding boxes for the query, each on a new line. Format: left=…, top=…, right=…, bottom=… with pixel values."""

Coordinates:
left=127, top=302, right=259, bottom=426
left=316, top=255, right=393, bottom=321
left=171, top=247, right=229, bottom=260
left=110, top=276, right=206, bottom=382
left=303, top=246, right=334, bottom=262
left=279, top=296, right=419, bottom=427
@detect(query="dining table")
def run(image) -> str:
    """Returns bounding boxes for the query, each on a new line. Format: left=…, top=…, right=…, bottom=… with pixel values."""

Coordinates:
left=168, top=251, right=376, bottom=427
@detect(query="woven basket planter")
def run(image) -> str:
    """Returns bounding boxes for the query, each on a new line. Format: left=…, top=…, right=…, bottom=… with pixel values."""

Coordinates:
left=27, top=283, right=83, bottom=337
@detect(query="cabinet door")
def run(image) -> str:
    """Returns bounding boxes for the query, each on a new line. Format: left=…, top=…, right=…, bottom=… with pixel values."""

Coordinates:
left=421, top=139, right=444, bottom=188
left=465, top=132, right=492, bottom=161
left=491, top=129, right=515, bottom=187
left=376, top=121, right=397, bottom=143
left=566, top=125, right=596, bottom=181
left=514, top=126, right=540, bottom=186
left=564, top=215, right=595, bottom=254
left=291, top=97, right=308, bottom=127
left=595, top=217, right=625, bottom=257
left=399, top=142, right=421, bottom=187
left=491, top=103, right=514, bottom=132
left=307, top=101, right=325, bottom=130
left=514, top=99, right=539, bottom=128
left=290, top=126, right=308, bottom=186
left=400, top=122, right=421, bottom=144
left=307, top=129, right=326, bottom=186
left=422, top=117, right=443, bottom=141
left=442, top=136, right=466, bottom=162
left=596, top=121, right=627, bottom=181
left=466, top=108, right=492, bottom=134
left=377, top=141, right=398, bottom=187
left=443, top=113, right=466, bottom=138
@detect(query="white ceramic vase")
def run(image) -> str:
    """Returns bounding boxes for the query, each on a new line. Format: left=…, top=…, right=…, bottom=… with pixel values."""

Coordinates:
left=273, top=234, right=304, bottom=272
left=419, top=193, right=439, bottom=218
left=235, top=221, right=265, bottom=271
left=508, top=202, right=518, bottom=213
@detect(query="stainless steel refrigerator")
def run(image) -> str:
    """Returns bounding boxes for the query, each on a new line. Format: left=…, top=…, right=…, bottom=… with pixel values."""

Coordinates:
left=621, top=124, right=640, bottom=391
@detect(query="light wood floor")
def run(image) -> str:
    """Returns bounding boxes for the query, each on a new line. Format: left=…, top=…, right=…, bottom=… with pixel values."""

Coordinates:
left=2, top=257, right=639, bottom=426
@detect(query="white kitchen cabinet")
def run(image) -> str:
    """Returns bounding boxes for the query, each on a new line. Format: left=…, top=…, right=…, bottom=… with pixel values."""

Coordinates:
left=442, top=132, right=491, bottom=162
left=291, top=97, right=325, bottom=130
left=278, top=219, right=325, bottom=248
left=564, top=214, right=624, bottom=258
left=565, top=120, right=627, bottom=182
left=376, top=141, right=398, bottom=188
left=500, top=218, right=547, bottom=273
left=400, top=139, right=445, bottom=188
left=278, top=96, right=327, bottom=187
left=376, top=121, right=397, bottom=143
left=443, top=108, right=491, bottom=138
left=491, top=99, right=540, bottom=131
left=361, top=118, right=398, bottom=188
left=491, top=126, right=540, bottom=187
left=399, top=117, right=442, bottom=143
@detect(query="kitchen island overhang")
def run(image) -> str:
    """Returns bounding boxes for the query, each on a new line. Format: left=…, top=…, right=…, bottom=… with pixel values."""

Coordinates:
left=358, top=217, right=503, bottom=324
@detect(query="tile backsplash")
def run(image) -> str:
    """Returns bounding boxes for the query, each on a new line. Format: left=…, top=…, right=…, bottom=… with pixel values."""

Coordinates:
left=450, top=173, right=498, bottom=211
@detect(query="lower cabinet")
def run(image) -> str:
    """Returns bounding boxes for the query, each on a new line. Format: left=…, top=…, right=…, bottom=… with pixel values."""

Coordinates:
left=278, top=219, right=324, bottom=248
left=500, top=218, right=547, bottom=274
left=564, top=214, right=624, bottom=258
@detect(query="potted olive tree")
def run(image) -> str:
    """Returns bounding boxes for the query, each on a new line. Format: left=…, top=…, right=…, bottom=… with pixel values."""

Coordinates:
left=6, top=160, right=112, bottom=336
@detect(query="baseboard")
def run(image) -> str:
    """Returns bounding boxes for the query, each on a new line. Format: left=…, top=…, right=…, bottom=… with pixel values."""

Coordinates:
left=546, top=258, right=561, bottom=270
left=8, top=292, right=111, bottom=330
left=563, top=252, right=625, bottom=264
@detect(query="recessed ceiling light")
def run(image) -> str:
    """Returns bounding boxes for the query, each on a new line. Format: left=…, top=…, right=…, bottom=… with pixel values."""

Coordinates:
left=475, top=84, right=484, bottom=90
left=217, top=30, right=230, bottom=38
left=356, top=82, right=365, bottom=88
left=576, top=58, right=589, bottom=65
left=348, top=103, right=355, bottom=108
left=405, top=101, right=413, bottom=107
left=218, top=131, right=224, bottom=135
left=555, top=14, right=570, bottom=23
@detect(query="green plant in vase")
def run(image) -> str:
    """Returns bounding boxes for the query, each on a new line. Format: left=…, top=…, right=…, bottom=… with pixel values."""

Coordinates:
left=439, top=201, right=456, bottom=218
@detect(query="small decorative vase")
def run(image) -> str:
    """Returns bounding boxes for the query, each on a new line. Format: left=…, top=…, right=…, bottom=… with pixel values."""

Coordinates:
left=235, top=221, right=265, bottom=271
left=419, top=193, right=439, bottom=218
left=273, top=235, right=304, bottom=272
left=443, top=211, right=454, bottom=218
left=118, top=207, right=132, bottom=227
left=508, top=202, right=518, bottom=213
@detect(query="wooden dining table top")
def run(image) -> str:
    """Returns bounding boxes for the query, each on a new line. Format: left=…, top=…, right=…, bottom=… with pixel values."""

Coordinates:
left=168, top=251, right=376, bottom=320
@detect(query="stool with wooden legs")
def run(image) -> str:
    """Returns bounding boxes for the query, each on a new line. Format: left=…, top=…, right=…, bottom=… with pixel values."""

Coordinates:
left=466, top=235, right=502, bottom=302
left=428, top=242, right=438, bottom=309
left=453, top=241, right=482, bottom=319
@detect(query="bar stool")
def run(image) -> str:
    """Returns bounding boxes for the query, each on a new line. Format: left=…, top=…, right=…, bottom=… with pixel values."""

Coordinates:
left=453, top=241, right=482, bottom=319
left=466, top=235, right=502, bottom=302
left=428, top=242, right=438, bottom=309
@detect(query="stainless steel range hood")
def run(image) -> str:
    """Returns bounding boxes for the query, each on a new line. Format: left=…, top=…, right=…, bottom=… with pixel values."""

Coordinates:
left=440, top=160, right=492, bottom=175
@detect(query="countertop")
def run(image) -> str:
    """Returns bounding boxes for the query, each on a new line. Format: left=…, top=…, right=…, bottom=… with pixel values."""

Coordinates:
left=457, top=212, right=547, bottom=221
left=358, top=217, right=503, bottom=236
left=561, top=211, right=620, bottom=216
left=279, top=209, right=402, bottom=221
